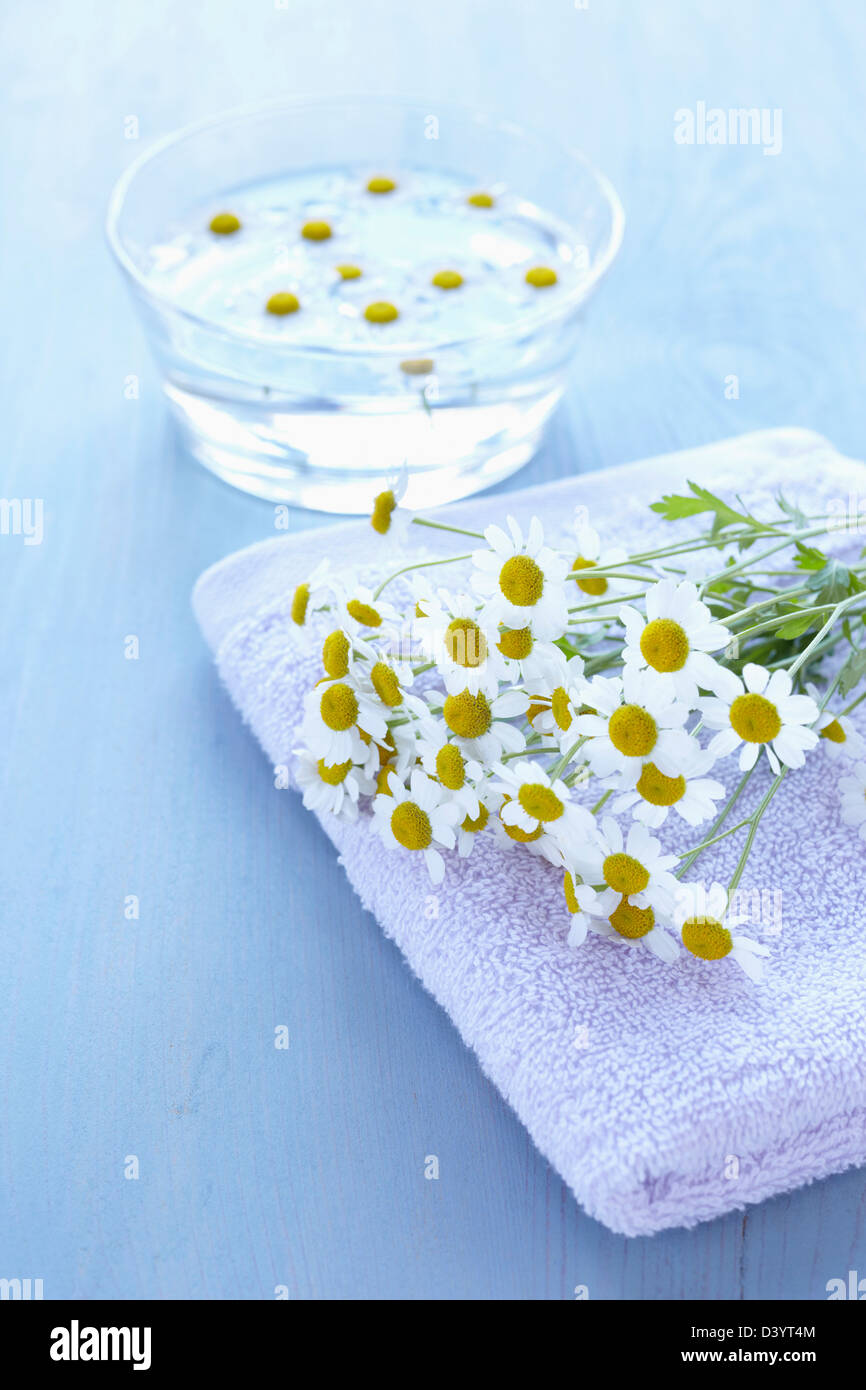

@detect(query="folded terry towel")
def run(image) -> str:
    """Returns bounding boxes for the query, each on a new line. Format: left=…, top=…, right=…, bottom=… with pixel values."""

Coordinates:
left=193, top=427, right=866, bottom=1236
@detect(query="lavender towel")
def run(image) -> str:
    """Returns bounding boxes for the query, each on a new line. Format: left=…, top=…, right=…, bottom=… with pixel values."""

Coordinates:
left=193, top=428, right=866, bottom=1236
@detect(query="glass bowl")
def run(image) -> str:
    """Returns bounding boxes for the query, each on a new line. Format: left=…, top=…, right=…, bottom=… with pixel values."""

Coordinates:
left=107, top=96, right=624, bottom=513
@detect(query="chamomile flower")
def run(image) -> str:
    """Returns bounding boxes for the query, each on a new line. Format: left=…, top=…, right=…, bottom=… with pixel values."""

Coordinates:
left=806, top=684, right=865, bottom=760
left=371, top=768, right=462, bottom=884
left=675, top=880, right=770, bottom=981
left=337, top=585, right=401, bottom=637
left=437, top=684, right=529, bottom=763
left=702, top=664, right=819, bottom=774
left=491, top=760, right=595, bottom=846
left=838, top=761, right=866, bottom=838
left=294, top=747, right=376, bottom=821
left=417, top=718, right=483, bottom=818
left=300, top=675, right=388, bottom=765
left=489, top=790, right=565, bottom=866
left=563, top=878, right=679, bottom=962
left=570, top=816, right=680, bottom=917
left=290, top=559, right=332, bottom=626
left=574, top=668, right=692, bottom=789
left=526, top=650, right=586, bottom=752
left=569, top=519, right=629, bottom=603
left=620, top=578, right=730, bottom=704
left=494, top=623, right=565, bottom=687
left=355, top=652, right=427, bottom=721
left=611, top=742, right=725, bottom=827
left=455, top=789, right=496, bottom=857
left=471, top=516, right=568, bottom=640
left=413, top=589, right=504, bottom=696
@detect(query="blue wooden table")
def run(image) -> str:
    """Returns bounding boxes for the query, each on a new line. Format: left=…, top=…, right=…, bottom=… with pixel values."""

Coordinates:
left=3, top=0, right=865, bottom=1300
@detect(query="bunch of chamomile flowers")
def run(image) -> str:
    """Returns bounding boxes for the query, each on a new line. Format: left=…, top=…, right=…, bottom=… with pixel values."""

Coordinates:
left=291, top=483, right=866, bottom=981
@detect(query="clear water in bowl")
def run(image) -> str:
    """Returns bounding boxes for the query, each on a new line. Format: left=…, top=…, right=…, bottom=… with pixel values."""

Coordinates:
left=143, top=165, right=589, bottom=510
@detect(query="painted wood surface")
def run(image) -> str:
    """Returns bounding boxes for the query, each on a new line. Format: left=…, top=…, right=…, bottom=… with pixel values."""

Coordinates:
left=2, top=0, right=865, bottom=1299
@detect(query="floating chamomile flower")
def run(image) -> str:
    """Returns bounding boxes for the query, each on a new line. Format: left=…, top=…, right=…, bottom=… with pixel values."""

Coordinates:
left=676, top=881, right=770, bottom=981
left=838, top=761, right=866, bottom=838
left=432, top=269, right=463, bottom=290
left=301, top=220, right=332, bottom=241
left=525, top=266, right=557, bottom=288
left=702, top=664, right=819, bottom=774
left=367, top=176, right=396, bottom=194
left=417, top=718, right=483, bottom=820
left=467, top=192, right=495, bottom=208
left=290, top=559, right=332, bottom=626
left=413, top=590, right=504, bottom=697
left=569, top=519, right=629, bottom=601
left=570, top=816, right=680, bottom=918
left=294, top=747, right=376, bottom=822
left=620, top=578, right=730, bottom=704
left=371, top=768, right=461, bottom=884
left=336, top=263, right=362, bottom=280
left=266, top=291, right=300, bottom=316
left=438, top=685, right=529, bottom=763
left=564, top=880, right=679, bottom=962
left=300, top=675, right=388, bottom=765
left=806, top=684, right=865, bottom=760
left=209, top=212, right=241, bottom=235
left=364, top=301, right=399, bottom=323
left=574, top=668, right=692, bottom=789
left=611, top=742, right=725, bottom=828
left=471, top=515, right=568, bottom=640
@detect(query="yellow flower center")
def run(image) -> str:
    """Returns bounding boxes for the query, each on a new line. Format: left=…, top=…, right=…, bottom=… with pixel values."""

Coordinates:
left=367, top=176, right=396, bottom=194
left=517, top=783, right=564, bottom=822
left=682, top=917, right=732, bottom=961
left=391, top=801, right=432, bottom=850
left=301, top=220, right=332, bottom=241
left=497, top=626, right=533, bottom=660
left=322, top=630, right=349, bottom=678
left=370, top=489, right=396, bottom=535
left=640, top=618, right=690, bottom=673
left=317, top=757, right=351, bottom=785
left=400, top=357, right=435, bottom=376
left=551, top=686, right=572, bottom=731
left=432, top=269, right=463, bottom=290
left=729, top=692, right=782, bottom=744
left=364, top=301, right=399, bottom=323
left=320, top=682, right=358, bottom=732
left=376, top=764, right=394, bottom=794
left=499, top=799, right=544, bottom=842
left=445, top=617, right=487, bottom=668
left=636, top=762, right=686, bottom=806
left=371, top=662, right=402, bottom=707
left=443, top=690, right=492, bottom=740
left=462, top=804, right=489, bottom=833
left=266, top=292, right=300, bottom=315
left=572, top=556, right=607, bottom=596
left=609, top=897, right=655, bottom=939
left=525, top=266, right=557, bottom=288
left=499, top=555, right=544, bottom=607
left=291, top=582, right=310, bottom=625
left=346, top=598, right=381, bottom=627
left=602, top=852, right=650, bottom=896
left=608, top=705, right=658, bottom=757
left=820, top=719, right=846, bottom=744
left=336, top=263, right=362, bottom=280
left=467, top=192, right=494, bottom=208
left=563, top=871, right=580, bottom=914
left=209, top=212, right=241, bottom=235
left=436, top=744, right=466, bottom=790
left=526, top=699, right=548, bottom=727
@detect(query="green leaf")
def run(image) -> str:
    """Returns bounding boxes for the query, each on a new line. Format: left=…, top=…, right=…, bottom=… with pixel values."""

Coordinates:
left=838, top=648, right=866, bottom=697
left=806, top=560, right=863, bottom=606
left=793, top=543, right=826, bottom=571
left=649, top=480, right=760, bottom=531
left=775, top=492, right=807, bottom=528
left=775, top=613, right=816, bottom=639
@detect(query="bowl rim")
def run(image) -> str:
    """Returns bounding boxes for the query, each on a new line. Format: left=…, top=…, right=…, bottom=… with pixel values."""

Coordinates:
left=106, top=93, right=625, bottom=358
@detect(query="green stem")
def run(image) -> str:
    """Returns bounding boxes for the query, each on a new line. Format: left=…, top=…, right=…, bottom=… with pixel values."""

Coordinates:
left=676, top=764, right=757, bottom=878
left=372, top=551, right=473, bottom=600
left=410, top=517, right=483, bottom=540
